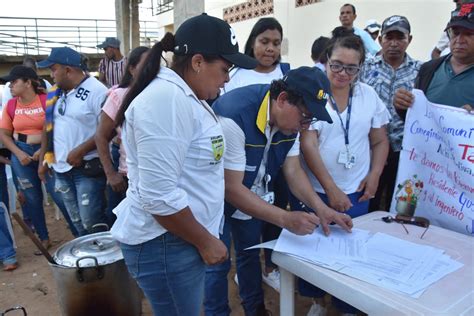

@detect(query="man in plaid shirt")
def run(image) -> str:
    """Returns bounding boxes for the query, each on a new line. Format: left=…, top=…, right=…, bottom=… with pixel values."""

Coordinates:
left=359, top=15, right=422, bottom=211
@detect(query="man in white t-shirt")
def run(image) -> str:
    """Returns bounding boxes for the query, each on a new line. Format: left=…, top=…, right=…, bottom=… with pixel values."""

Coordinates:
left=339, top=3, right=380, bottom=57
left=38, top=47, right=108, bottom=236
left=96, top=37, right=126, bottom=88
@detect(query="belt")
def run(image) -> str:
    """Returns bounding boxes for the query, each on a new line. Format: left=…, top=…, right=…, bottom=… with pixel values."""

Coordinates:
left=13, top=133, right=42, bottom=144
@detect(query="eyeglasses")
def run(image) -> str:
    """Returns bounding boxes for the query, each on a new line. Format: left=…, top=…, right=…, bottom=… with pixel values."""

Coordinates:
left=381, top=215, right=430, bottom=239
left=1, top=306, right=27, bottom=316
left=298, top=107, right=317, bottom=127
left=327, top=58, right=360, bottom=76
left=58, top=96, right=67, bottom=116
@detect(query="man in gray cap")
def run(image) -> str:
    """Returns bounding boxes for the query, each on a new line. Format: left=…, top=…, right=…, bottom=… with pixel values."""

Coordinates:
left=394, top=2, right=474, bottom=111
left=360, top=15, right=422, bottom=212
left=96, top=37, right=126, bottom=87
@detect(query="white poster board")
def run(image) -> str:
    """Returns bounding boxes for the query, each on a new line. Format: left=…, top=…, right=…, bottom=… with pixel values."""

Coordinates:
left=390, top=90, right=474, bottom=236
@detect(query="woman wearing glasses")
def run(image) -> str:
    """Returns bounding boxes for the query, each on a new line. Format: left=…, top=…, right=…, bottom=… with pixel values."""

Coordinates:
left=294, top=34, right=390, bottom=315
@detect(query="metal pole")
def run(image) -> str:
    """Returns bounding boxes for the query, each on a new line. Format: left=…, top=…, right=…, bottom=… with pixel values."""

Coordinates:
left=95, top=19, right=99, bottom=52
left=34, top=18, right=40, bottom=55
left=77, top=26, right=81, bottom=51
left=23, top=26, right=28, bottom=55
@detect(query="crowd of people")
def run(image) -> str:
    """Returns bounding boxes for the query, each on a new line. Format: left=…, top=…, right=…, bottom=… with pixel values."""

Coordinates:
left=0, top=1, right=473, bottom=316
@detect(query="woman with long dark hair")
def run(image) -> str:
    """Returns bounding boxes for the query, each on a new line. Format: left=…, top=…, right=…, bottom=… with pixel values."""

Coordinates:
left=110, top=14, right=256, bottom=315
left=222, top=17, right=289, bottom=94
left=95, top=46, right=149, bottom=226
left=0, top=66, right=78, bottom=251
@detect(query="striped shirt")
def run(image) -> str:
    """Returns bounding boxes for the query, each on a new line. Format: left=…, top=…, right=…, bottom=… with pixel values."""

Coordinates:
left=98, top=57, right=127, bottom=88
left=359, top=54, right=422, bottom=152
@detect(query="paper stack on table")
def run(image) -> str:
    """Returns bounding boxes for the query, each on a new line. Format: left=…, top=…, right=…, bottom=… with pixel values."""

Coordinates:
left=274, top=228, right=463, bottom=298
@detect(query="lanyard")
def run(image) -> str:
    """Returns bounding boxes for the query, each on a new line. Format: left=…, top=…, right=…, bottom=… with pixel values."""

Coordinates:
left=329, top=88, right=353, bottom=146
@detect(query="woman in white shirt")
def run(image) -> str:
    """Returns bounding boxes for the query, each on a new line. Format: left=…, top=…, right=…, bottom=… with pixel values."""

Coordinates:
left=295, top=34, right=390, bottom=316
left=221, top=17, right=289, bottom=94
left=110, top=14, right=257, bottom=316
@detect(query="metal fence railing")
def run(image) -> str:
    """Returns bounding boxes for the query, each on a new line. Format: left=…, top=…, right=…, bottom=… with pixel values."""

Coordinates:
left=0, top=16, right=161, bottom=56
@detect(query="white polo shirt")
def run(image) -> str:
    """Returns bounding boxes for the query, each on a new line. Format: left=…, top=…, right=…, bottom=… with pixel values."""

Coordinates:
left=111, top=67, right=225, bottom=245
left=302, top=82, right=390, bottom=194
left=52, top=76, right=107, bottom=173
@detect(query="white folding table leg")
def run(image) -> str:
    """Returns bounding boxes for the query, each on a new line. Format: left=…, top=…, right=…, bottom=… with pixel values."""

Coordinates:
left=279, top=267, right=295, bottom=316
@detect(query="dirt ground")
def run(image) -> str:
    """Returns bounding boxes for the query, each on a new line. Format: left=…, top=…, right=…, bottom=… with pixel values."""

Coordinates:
left=0, top=203, right=339, bottom=316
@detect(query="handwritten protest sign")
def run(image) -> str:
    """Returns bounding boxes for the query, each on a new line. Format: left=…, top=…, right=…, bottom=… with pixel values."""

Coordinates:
left=390, top=90, right=474, bottom=236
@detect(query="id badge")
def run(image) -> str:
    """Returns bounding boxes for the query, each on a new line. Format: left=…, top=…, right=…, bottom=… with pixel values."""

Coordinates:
left=338, top=149, right=356, bottom=169
left=260, top=192, right=275, bottom=205
left=338, top=150, right=348, bottom=164
left=345, top=153, right=356, bottom=169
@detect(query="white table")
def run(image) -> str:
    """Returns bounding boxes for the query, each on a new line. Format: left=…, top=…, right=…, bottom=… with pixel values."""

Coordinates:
left=272, top=211, right=474, bottom=315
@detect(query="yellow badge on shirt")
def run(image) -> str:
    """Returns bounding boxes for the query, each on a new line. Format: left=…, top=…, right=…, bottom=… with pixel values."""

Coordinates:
left=211, top=135, right=224, bottom=162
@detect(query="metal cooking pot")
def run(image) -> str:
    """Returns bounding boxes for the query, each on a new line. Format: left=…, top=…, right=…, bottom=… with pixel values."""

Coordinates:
left=49, top=232, right=141, bottom=316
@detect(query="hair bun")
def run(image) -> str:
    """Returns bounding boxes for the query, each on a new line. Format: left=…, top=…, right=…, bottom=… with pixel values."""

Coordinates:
left=160, top=32, right=175, bottom=53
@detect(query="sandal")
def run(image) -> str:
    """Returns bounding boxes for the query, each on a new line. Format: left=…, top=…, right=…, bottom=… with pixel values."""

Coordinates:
left=3, top=262, right=19, bottom=271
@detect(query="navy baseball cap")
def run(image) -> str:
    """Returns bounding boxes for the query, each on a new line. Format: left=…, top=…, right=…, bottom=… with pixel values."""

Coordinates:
left=37, top=47, right=86, bottom=69
left=283, top=66, right=333, bottom=124
left=173, top=13, right=257, bottom=69
left=446, top=2, right=474, bottom=31
left=381, top=15, right=411, bottom=35
left=97, top=37, right=121, bottom=49
left=0, top=65, right=39, bottom=82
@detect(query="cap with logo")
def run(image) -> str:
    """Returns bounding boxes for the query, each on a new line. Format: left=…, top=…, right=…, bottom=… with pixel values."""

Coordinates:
left=0, top=65, right=39, bottom=82
left=365, top=19, right=381, bottom=33
left=173, top=13, right=257, bottom=69
left=283, top=66, right=333, bottom=124
left=37, top=47, right=86, bottom=69
left=96, top=37, right=121, bottom=49
left=381, top=15, right=411, bottom=35
left=446, top=2, right=474, bottom=31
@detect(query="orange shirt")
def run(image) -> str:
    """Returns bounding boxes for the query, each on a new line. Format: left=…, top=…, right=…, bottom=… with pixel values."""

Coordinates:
left=0, top=95, right=44, bottom=135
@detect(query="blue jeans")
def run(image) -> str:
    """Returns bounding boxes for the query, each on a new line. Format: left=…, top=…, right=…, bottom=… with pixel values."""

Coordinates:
left=290, top=191, right=368, bottom=314
left=105, top=143, right=125, bottom=227
left=43, top=171, right=79, bottom=237
left=205, top=216, right=264, bottom=316
left=0, top=203, right=16, bottom=265
left=54, top=168, right=106, bottom=236
left=120, top=233, right=205, bottom=316
left=11, top=142, right=49, bottom=241
left=0, top=163, right=8, bottom=213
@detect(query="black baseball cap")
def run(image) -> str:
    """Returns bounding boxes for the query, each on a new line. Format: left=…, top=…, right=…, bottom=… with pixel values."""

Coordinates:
left=283, top=66, right=333, bottom=124
left=381, top=15, right=411, bottom=35
left=0, top=65, right=39, bottom=82
left=173, top=13, right=257, bottom=69
left=446, top=2, right=474, bottom=31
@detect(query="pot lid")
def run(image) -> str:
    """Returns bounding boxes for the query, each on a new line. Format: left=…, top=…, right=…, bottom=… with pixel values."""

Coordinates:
left=53, top=232, right=123, bottom=267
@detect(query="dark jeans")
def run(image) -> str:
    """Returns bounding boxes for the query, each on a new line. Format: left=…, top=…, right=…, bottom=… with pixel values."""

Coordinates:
left=205, top=216, right=264, bottom=316
left=369, top=148, right=400, bottom=212
left=105, top=143, right=126, bottom=227
left=262, top=170, right=286, bottom=269
left=0, top=163, right=8, bottom=213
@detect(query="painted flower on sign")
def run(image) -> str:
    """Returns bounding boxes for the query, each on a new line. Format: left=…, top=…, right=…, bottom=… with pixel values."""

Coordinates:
left=395, top=175, right=424, bottom=216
